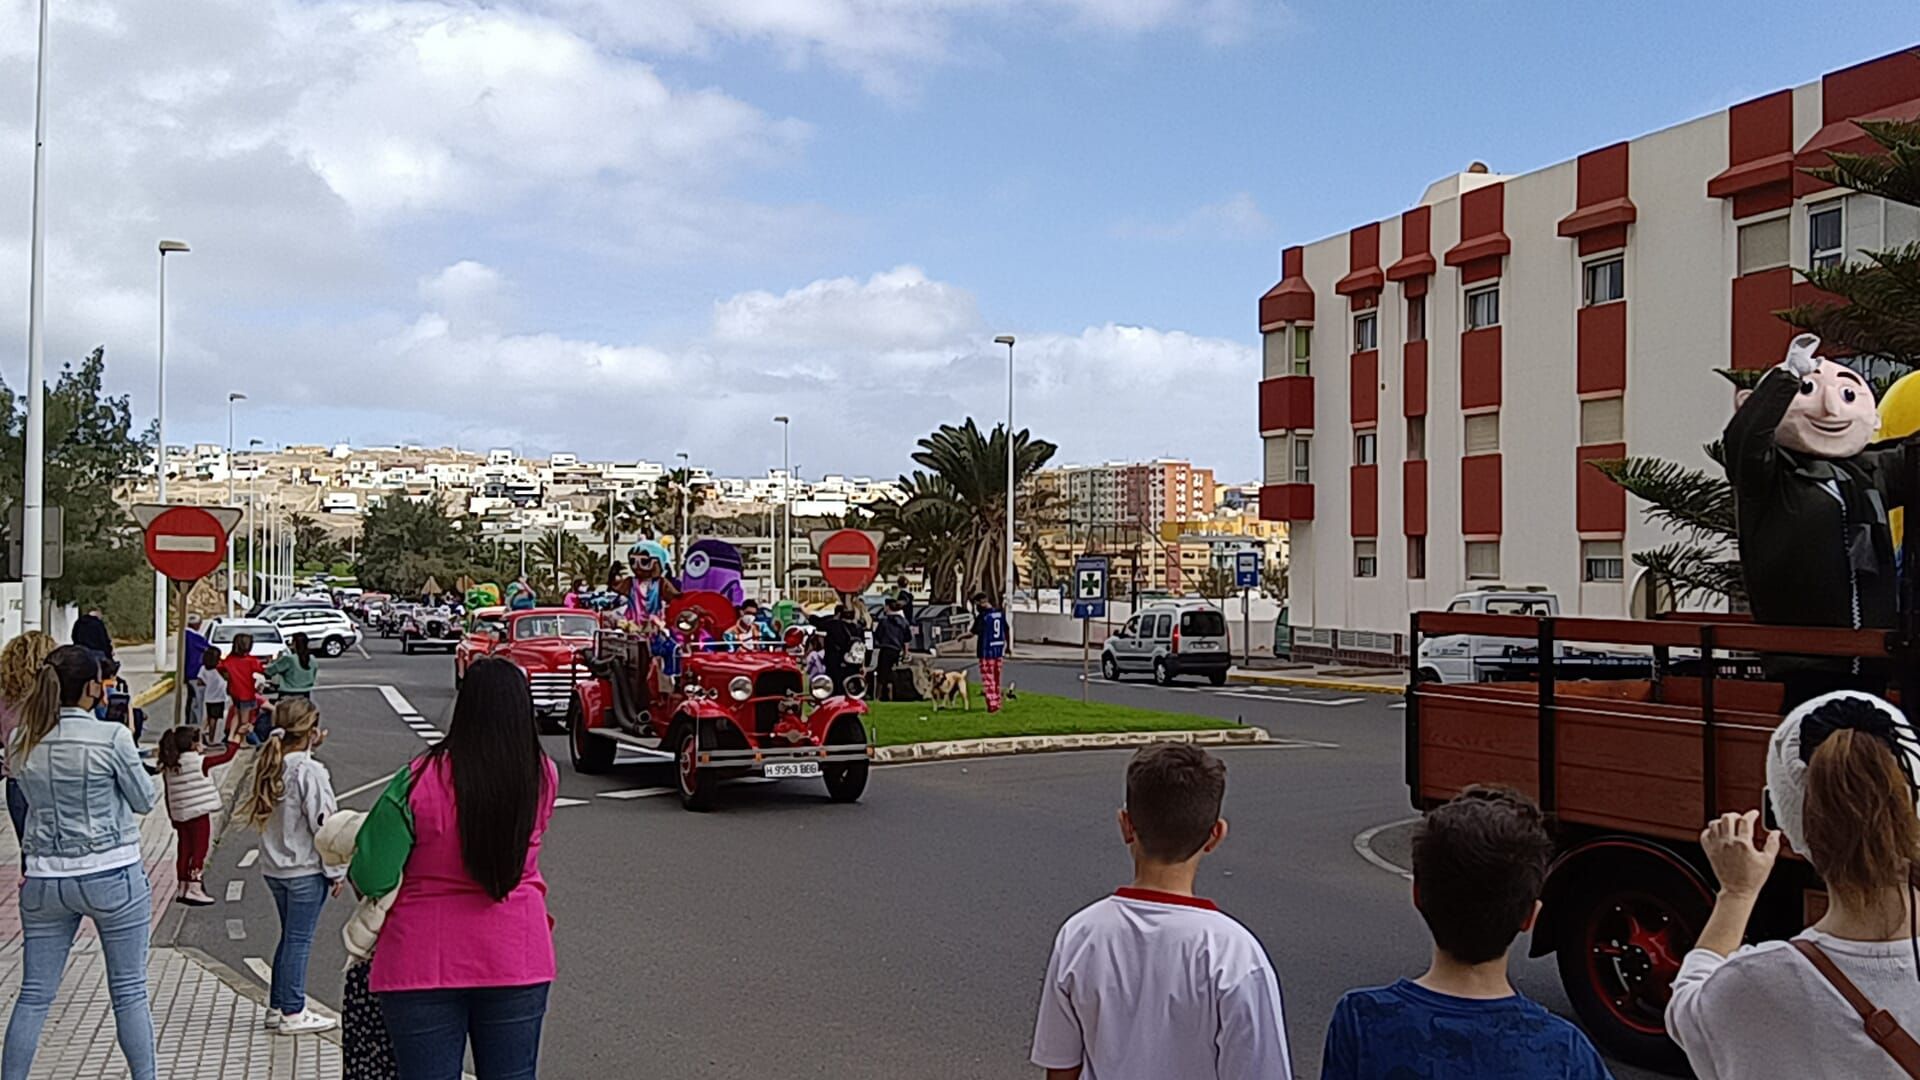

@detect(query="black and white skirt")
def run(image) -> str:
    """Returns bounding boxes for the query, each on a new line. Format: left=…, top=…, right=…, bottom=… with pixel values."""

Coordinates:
left=344, top=960, right=400, bottom=1080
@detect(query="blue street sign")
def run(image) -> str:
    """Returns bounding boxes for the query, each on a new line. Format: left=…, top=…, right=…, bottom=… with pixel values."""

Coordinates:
left=1235, top=550, right=1261, bottom=588
left=1072, top=555, right=1109, bottom=620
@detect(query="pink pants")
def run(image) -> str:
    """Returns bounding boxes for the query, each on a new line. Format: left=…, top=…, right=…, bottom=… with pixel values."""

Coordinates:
left=981, top=658, right=1004, bottom=713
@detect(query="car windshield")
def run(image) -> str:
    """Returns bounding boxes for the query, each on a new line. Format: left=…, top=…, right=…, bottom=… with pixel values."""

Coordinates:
left=515, top=614, right=598, bottom=640
left=1180, top=610, right=1227, bottom=636
left=1484, top=598, right=1554, bottom=617
left=211, top=625, right=282, bottom=645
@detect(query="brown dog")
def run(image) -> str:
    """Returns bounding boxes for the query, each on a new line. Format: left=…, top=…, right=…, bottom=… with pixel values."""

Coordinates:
left=927, top=669, right=970, bottom=712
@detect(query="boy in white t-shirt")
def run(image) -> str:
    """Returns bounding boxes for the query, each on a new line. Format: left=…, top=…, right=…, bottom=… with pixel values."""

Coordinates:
left=1030, top=743, right=1292, bottom=1080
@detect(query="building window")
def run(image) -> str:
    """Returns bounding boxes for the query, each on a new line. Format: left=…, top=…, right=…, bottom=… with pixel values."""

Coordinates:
left=1262, top=331, right=1289, bottom=380
left=1466, top=285, right=1500, bottom=330
left=1407, top=536, right=1426, bottom=579
left=1582, top=540, right=1624, bottom=583
left=1292, top=325, right=1313, bottom=376
left=1354, top=540, right=1378, bottom=579
left=1355, top=430, right=1378, bottom=466
left=1406, top=294, right=1426, bottom=342
left=1579, top=396, right=1624, bottom=445
left=1810, top=202, right=1844, bottom=270
left=1354, top=312, right=1378, bottom=352
left=1464, top=412, right=1500, bottom=455
left=1737, top=216, right=1790, bottom=275
left=1407, top=416, right=1426, bottom=461
left=1291, top=435, right=1312, bottom=484
left=1583, top=257, right=1625, bottom=306
left=1466, top=540, right=1500, bottom=581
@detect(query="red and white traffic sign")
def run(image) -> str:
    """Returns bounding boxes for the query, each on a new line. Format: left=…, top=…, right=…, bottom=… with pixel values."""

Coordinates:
left=813, top=528, right=882, bottom=595
left=133, top=504, right=243, bottom=583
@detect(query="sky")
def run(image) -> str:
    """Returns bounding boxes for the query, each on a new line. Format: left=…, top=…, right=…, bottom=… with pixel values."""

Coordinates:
left=0, top=2, right=1917, bottom=485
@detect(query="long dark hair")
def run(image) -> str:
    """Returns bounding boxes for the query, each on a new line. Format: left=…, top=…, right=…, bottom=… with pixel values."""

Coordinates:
left=291, top=632, right=312, bottom=669
left=11, top=644, right=100, bottom=761
left=427, top=658, right=548, bottom=901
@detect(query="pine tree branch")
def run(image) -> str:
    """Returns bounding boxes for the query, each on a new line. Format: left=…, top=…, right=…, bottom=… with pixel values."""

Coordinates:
left=1631, top=541, right=1748, bottom=607
left=1799, top=118, right=1920, bottom=207
left=1586, top=457, right=1734, bottom=542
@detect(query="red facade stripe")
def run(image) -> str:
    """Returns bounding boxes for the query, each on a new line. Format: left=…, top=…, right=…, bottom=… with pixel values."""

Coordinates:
left=1577, top=443, right=1628, bottom=535
left=1259, top=245, right=1315, bottom=329
left=1577, top=303, right=1627, bottom=395
left=1731, top=269, right=1795, bottom=370
left=1259, top=376, right=1314, bottom=432
left=1404, top=341, right=1428, bottom=418
left=1445, top=184, right=1510, bottom=272
left=1258, top=483, right=1314, bottom=523
left=1460, top=328, right=1502, bottom=410
left=1351, top=466, right=1378, bottom=538
left=1351, top=351, right=1378, bottom=425
left=1403, top=460, right=1428, bottom=537
left=1708, top=90, right=1793, bottom=218
left=1337, top=222, right=1386, bottom=298
left=1461, top=454, right=1502, bottom=537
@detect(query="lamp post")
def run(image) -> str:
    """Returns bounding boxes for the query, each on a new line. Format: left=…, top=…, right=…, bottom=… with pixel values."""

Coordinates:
left=246, top=438, right=263, bottom=604
left=773, top=416, right=790, bottom=598
left=226, top=392, right=246, bottom=614
left=152, top=239, right=190, bottom=668
left=20, top=0, right=51, bottom=632
left=995, top=334, right=1017, bottom=648
left=676, top=451, right=690, bottom=573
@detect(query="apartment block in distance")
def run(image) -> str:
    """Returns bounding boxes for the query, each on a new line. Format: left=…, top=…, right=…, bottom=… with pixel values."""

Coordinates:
left=1256, top=46, right=1920, bottom=666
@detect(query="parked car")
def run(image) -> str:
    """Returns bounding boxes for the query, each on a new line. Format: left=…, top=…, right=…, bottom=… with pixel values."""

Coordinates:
left=248, top=597, right=333, bottom=620
left=204, top=617, right=288, bottom=661
left=456, top=607, right=597, bottom=733
left=265, top=606, right=364, bottom=658
left=400, top=606, right=461, bottom=655
left=1100, top=600, right=1231, bottom=686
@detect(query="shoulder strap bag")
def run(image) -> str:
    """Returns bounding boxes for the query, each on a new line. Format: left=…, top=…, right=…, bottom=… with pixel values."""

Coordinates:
left=1791, top=938, right=1920, bottom=1078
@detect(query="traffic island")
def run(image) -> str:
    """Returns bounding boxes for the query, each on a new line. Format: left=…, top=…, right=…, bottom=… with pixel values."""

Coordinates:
left=863, top=690, right=1264, bottom=762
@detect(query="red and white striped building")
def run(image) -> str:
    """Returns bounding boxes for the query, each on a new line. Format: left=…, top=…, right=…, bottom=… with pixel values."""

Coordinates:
left=1257, top=47, right=1920, bottom=666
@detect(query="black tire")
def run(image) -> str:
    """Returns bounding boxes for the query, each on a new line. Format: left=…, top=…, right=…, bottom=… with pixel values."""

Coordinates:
left=568, top=697, right=615, bottom=774
left=539, top=709, right=566, bottom=737
left=401, top=638, right=414, bottom=655
left=1207, top=669, right=1227, bottom=687
left=1101, top=655, right=1120, bottom=681
left=1552, top=859, right=1708, bottom=1074
left=322, top=637, right=347, bottom=658
left=822, top=716, right=870, bottom=804
left=1153, top=659, right=1173, bottom=686
left=674, top=721, right=714, bottom=812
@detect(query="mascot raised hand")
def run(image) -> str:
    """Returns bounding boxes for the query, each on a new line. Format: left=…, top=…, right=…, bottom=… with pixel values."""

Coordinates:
left=1726, top=333, right=1910, bottom=711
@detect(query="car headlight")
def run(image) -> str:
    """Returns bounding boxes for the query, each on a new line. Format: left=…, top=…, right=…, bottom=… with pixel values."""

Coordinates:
left=728, top=676, right=752, bottom=702
left=810, top=674, right=833, bottom=700
left=844, top=674, right=867, bottom=700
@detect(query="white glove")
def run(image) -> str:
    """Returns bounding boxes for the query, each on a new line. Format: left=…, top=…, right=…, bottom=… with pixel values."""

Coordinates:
left=1781, top=333, right=1823, bottom=378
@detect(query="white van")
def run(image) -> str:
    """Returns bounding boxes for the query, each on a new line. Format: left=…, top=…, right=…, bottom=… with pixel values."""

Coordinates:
left=1101, top=600, right=1232, bottom=686
left=1416, top=586, right=1561, bottom=684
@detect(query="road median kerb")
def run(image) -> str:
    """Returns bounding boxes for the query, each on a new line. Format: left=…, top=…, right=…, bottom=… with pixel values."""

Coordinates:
left=872, top=726, right=1270, bottom=763
left=1228, top=672, right=1405, bottom=696
left=131, top=674, right=176, bottom=710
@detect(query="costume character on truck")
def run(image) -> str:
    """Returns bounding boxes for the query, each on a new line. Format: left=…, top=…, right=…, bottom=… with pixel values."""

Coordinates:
left=1725, top=333, right=1914, bottom=713
left=624, top=540, right=682, bottom=693
left=679, top=539, right=747, bottom=607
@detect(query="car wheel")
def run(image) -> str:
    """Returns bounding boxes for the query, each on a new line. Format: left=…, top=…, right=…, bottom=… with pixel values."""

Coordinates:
left=1153, top=658, right=1172, bottom=686
left=1101, top=654, right=1120, bottom=681
left=322, top=637, right=346, bottom=658
left=821, top=716, right=870, bottom=804
left=674, top=722, right=714, bottom=812
left=568, top=697, right=615, bottom=774
left=1208, top=669, right=1227, bottom=687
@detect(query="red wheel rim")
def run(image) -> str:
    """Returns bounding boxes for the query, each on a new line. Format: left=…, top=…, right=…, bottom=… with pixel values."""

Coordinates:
left=678, top=734, right=697, bottom=796
left=1584, top=891, right=1688, bottom=1036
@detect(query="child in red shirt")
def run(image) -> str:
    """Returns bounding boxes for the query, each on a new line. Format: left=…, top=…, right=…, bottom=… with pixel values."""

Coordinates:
left=220, top=634, right=268, bottom=744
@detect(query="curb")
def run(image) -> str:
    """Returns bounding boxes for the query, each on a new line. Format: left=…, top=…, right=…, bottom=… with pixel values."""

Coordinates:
left=1228, top=671, right=1405, bottom=696
left=873, top=726, right=1270, bottom=763
left=132, top=675, right=177, bottom=710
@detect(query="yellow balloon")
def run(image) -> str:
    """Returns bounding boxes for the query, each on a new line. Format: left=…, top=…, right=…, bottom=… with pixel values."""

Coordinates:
left=1876, top=372, right=1920, bottom=547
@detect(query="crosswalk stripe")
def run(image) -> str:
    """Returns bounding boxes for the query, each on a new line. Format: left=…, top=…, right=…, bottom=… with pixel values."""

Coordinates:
left=554, top=797, right=588, bottom=808
left=598, top=787, right=673, bottom=800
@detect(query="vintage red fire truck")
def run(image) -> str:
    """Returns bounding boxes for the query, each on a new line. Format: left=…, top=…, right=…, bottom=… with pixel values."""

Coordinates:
left=565, top=591, right=873, bottom=811
left=457, top=606, right=597, bottom=734
left=1405, top=609, right=1876, bottom=1072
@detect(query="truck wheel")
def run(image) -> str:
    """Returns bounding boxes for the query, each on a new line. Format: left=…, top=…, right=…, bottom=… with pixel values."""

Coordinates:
left=1101, top=655, right=1120, bottom=681
left=1208, top=669, right=1227, bottom=687
left=1153, top=659, right=1172, bottom=686
left=822, top=717, right=869, bottom=804
left=674, top=722, right=714, bottom=812
left=568, top=698, right=615, bottom=774
left=322, top=637, right=346, bottom=658
left=1553, top=863, right=1705, bottom=1073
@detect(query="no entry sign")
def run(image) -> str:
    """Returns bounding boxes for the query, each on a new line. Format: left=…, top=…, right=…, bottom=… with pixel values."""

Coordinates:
left=134, top=504, right=243, bottom=583
left=813, top=529, right=882, bottom=595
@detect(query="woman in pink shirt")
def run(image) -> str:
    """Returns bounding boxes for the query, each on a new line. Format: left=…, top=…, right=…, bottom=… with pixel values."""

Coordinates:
left=350, top=658, right=557, bottom=1079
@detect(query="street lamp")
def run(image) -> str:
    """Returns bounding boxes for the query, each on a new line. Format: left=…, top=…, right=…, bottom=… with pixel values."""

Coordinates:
left=995, top=334, right=1016, bottom=647
left=19, top=0, right=51, bottom=632
left=226, top=392, right=246, bottom=614
left=152, top=238, right=190, bottom=669
left=247, top=438, right=263, bottom=605
left=676, top=451, right=691, bottom=573
left=773, top=416, right=790, bottom=598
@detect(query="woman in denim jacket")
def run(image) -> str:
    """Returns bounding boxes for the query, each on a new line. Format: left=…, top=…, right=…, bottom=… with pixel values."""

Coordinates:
left=2, top=645, right=158, bottom=1080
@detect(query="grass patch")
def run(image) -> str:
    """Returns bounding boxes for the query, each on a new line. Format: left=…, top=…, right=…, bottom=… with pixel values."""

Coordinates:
left=863, top=688, right=1239, bottom=747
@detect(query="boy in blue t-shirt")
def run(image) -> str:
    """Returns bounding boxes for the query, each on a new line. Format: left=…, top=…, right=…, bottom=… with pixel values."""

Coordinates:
left=1321, top=786, right=1613, bottom=1080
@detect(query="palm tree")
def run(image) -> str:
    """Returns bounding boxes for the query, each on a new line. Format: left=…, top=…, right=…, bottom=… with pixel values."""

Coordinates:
left=529, top=529, right=598, bottom=594
left=897, top=419, right=1058, bottom=605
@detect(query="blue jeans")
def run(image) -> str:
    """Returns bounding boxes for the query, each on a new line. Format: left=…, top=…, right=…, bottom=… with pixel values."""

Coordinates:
left=265, top=874, right=329, bottom=1014
left=2, top=864, right=156, bottom=1080
left=380, top=983, right=550, bottom=1080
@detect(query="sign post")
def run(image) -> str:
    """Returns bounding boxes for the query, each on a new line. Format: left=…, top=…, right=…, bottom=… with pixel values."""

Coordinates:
left=135, top=504, right=242, bottom=730
left=1072, top=556, right=1109, bottom=703
left=1235, top=550, right=1261, bottom=668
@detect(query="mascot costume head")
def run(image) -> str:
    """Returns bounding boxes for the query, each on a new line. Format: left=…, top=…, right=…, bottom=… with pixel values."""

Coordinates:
left=680, top=539, right=746, bottom=607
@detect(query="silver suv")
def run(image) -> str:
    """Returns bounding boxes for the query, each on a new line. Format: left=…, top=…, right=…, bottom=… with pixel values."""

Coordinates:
left=1100, top=601, right=1232, bottom=686
left=266, top=607, right=363, bottom=658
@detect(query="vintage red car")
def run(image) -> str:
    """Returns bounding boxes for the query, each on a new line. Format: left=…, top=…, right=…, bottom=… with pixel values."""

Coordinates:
left=456, top=606, right=598, bottom=733
left=565, top=591, right=872, bottom=811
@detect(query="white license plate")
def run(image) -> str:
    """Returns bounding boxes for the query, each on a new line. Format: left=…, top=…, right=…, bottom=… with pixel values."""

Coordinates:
left=762, top=762, right=822, bottom=779
left=1189, top=641, right=1217, bottom=650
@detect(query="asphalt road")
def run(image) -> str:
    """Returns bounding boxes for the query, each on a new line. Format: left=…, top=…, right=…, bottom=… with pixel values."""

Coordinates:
left=172, top=640, right=1661, bottom=1079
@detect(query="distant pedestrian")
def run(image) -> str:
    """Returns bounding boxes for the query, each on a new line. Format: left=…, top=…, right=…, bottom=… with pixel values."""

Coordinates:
left=895, top=575, right=914, bottom=625
left=183, top=614, right=210, bottom=721
left=351, top=658, right=557, bottom=1079
left=199, top=645, right=230, bottom=744
left=1031, top=744, right=1291, bottom=1080
left=1319, top=786, right=1610, bottom=1080
left=220, top=635, right=267, bottom=744
left=71, top=608, right=114, bottom=661
left=822, top=605, right=858, bottom=694
left=506, top=576, right=537, bottom=612
left=267, top=632, right=320, bottom=700
left=873, top=598, right=910, bottom=701
left=2, top=645, right=158, bottom=1080
left=157, top=725, right=240, bottom=907
left=804, top=635, right=827, bottom=683
left=562, top=581, right=591, bottom=610
left=970, top=592, right=1008, bottom=713
left=0, top=630, right=59, bottom=857
left=243, top=698, right=340, bottom=1036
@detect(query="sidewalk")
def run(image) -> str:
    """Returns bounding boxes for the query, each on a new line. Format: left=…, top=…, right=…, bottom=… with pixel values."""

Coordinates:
left=0, top=722, right=345, bottom=1078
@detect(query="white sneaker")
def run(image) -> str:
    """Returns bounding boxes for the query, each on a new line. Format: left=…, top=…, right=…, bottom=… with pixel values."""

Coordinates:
left=263, top=1009, right=280, bottom=1030
left=276, top=1009, right=336, bottom=1036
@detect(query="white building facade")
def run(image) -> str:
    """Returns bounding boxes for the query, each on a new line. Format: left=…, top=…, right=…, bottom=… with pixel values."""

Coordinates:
left=1257, top=47, right=1920, bottom=665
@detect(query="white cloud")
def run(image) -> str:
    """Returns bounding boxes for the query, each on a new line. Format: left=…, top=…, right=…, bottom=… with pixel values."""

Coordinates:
left=1111, top=192, right=1270, bottom=240
left=711, top=266, right=981, bottom=352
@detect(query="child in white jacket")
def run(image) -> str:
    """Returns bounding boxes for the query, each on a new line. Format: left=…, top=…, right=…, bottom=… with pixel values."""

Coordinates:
left=156, top=726, right=240, bottom=906
left=316, top=809, right=401, bottom=1078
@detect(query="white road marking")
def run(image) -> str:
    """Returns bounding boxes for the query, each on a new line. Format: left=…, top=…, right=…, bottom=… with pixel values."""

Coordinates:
left=598, top=787, right=674, bottom=800
left=554, top=797, right=588, bottom=808
left=1353, top=817, right=1420, bottom=881
left=225, top=880, right=245, bottom=903
left=238, top=848, right=258, bottom=869
left=335, top=774, right=395, bottom=802
left=1388, top=702, right=1407, bottom=711
left=245, top=957, right=271, bottom=983
left=378, top=685, right=420, bottom=718
left=226, top=919, right=247, bottom=941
